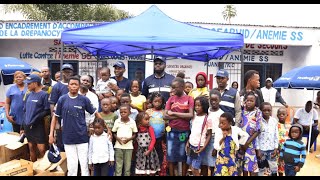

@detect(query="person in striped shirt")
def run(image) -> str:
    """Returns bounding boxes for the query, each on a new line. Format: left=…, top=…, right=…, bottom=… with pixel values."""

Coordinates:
left=279, top=124, right=306, bottom=176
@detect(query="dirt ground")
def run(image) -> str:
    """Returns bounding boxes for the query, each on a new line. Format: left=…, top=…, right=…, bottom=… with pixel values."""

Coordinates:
left=296, top=137, right=320, bottom=176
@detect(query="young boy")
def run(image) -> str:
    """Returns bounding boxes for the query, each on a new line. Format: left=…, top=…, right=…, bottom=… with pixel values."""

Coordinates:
left=100, top=98, right=118, bottom=132
left=115, top=93, right=139, bottom=121
left=112, top=104, right=138, bottom=176
left=277, top=107, right=290, bottom=176
left=96, top=67, right=118, bottom=100
left=280, top=124, right=306, bottom=176
left=110, top=96, right=119, bottom=113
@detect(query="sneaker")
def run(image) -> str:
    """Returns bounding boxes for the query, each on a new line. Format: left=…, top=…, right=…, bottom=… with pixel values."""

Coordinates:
left=315, top=154, right=320, bottom=158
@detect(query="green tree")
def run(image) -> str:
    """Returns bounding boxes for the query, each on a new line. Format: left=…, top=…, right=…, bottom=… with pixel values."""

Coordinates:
left=222, top=4, right=237, bottom=24
left=3, top=4, right=132, bottom=21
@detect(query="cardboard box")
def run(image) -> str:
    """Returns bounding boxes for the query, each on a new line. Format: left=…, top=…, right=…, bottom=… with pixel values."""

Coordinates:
left=0, top=159, right=33, bottom=176
left=34, top=152, right=67, bottom=176
left=0, top=132, right=29, bottom=164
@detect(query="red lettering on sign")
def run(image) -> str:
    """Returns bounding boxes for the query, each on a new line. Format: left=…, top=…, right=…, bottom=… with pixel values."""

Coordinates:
left=53, top=39, right=61, bottom=46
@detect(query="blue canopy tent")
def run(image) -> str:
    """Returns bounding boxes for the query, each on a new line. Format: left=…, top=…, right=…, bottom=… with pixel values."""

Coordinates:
left=0, top=57, right=37, bottom=103
left=273, top=65, right=320, bottom=154
left=60, top=5, right=244, bottom=86
left=61, top=5, right=244, bottom=61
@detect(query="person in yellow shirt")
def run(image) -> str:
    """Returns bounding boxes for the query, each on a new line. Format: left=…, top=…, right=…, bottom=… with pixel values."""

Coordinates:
left=188, top=72, right=209, bottom=99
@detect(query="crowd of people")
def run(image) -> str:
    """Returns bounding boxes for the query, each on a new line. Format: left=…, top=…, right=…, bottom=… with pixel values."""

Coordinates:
left=4, top=57, right=320, bottom=176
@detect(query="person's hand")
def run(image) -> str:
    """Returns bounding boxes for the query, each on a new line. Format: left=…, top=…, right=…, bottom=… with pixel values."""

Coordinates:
left=305, top=126, right=310, bottom=131
left=108, top=83, right=119, bottom=91
left=88, top=128, right=94, bottom=136
left=272, top=149, right=278, bottom=158
left=195, top=147, right=204, bottom=154
left=19, top=130, right=25, bottom=136
left=144, top=150, right=151, bottom=156
left=241, top=144, right=249, bottom=152
left=212, top=149, right=217, bottom=157
left=167, top=110, right=174, bottom=116
left=294, top=166, right=301, bottom=172
left=256, top=150, right=262, bottom=160
left=98, top=94, right=105, bottom=100
left=122, top=138, right=129, bottom=144
left=109, top=161, right=114, bottom=166
left=89, top=164, right=93, bottom=171
left=48, top=134, right=55, bottom=144
left=7, top=116, right=15, bottom=124
left=284, top=104, right=289, bottom=108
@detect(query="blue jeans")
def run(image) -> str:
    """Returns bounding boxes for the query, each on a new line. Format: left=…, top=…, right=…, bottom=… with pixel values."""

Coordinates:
left=285, top=164, right=296, bottom=176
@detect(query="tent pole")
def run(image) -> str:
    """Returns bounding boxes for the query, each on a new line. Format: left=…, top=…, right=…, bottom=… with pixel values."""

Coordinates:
left=96, top=50, right=100, bottom=84
left=206, top=54, right=209, bottom=88
left=307, top=89, right=315, bottom=154
left=240, top=48, right=244, bottom=89
left=151, top=45, right=154, bottom=60
left=60, top=42, right=64, bottom=79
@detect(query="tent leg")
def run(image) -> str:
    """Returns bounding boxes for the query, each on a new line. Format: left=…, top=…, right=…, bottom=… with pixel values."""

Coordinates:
left=60, top=42, right=64, bottom=77
left=240, top=48, right=244, bottom=89
left=307, top=89, right=315, bottom=154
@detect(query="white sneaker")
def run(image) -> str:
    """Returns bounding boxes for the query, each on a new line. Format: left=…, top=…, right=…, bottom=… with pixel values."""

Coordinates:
left=315, top=154, right=320, bottom=158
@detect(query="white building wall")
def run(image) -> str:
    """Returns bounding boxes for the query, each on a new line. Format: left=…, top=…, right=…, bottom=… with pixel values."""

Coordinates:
left=0, top=21, right=319, bottom=107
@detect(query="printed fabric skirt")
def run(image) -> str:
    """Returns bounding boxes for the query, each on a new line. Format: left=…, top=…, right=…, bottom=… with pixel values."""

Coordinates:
left=135, top=146, right=161, bottom=175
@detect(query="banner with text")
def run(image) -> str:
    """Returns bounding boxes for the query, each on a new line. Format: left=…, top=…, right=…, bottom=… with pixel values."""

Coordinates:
left=0, top=22, right=100, bottom=39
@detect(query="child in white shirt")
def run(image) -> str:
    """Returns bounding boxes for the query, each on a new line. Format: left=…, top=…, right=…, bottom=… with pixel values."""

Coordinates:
left=96, top=67, right=117, bottom=100
left=88, top=118, right=115, bottom=176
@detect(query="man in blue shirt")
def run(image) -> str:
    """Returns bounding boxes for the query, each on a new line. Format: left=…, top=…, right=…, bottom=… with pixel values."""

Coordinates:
left=142, top=57, right=175, bottom=102
left=111, top=61, right=130, bottom=93
left=49, top=76, right=102, bottom=176
left=48, top=63, right=74, bottom=151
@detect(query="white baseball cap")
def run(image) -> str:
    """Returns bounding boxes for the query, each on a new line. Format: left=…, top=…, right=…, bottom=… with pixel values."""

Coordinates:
left=266, top=78, right=273, bottom=83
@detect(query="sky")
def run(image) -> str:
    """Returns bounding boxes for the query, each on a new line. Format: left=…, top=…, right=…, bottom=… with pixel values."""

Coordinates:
left=1, top=4, right=320, bottom=27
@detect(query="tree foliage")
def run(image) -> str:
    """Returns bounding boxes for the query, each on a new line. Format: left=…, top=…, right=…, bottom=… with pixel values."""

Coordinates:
left=222, top=5, right=237, bottom=24
left=3, top=4, right=132, bottom=21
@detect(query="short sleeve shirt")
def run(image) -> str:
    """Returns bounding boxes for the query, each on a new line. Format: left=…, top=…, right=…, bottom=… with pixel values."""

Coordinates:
left=55, top=94, right=96, bottom=144
left=112, top=118, right=138, bottom=149
left=165, top=95, right=194, bottom=131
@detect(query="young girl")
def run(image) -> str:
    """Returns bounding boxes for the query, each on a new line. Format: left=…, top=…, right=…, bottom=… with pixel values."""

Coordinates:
left=277, top=107, right=289, bottom=176
left=184, top=81, right=194, bottom=95
left=213, top=112, right=249, bottom=176
left=164, top=77, right=194, bottom=176
left=256, top=102, right=279, bottom=176
left=188, top=72, right=209, bottom=99
left=112, top=104, right=138, bottom=176
left=201, top=89, right=224, bottom=176
left=238, top=91, right=263, bottom=176
left=186, top=96, right=212, bottom=176
left=145, top=92, right=167, bottom=176
left=135, top=112, right=161, bottom=176
left=88, top=118, right=115, bottom=176
left=130, top=80, right=146, bottom=112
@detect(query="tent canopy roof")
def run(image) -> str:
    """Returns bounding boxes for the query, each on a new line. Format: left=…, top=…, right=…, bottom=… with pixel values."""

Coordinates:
left=0, top=57, right=35, bottom=75
left=61, top=5, right=244, bottom=61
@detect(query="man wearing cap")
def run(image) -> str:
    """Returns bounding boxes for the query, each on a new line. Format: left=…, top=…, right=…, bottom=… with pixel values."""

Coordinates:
left=111, top=61, right=130, bottom=93
left=21, top=74, right=50, bottom=162
left=261, top=78, right=288, bottom=108
left=214, top=69, right=241, bottom=126
left=49, top=63, right=74, bottom=151
left=142, top=57, right=175, bottom=102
